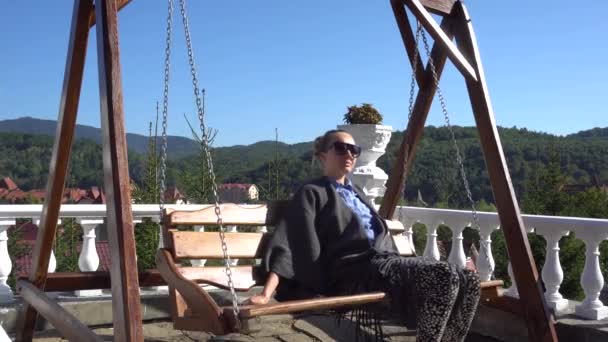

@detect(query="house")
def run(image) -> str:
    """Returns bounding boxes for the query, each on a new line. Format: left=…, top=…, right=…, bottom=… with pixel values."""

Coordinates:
left=163, top=186, right=186, bottom=204
left=218, top=183, right=259, bottom=203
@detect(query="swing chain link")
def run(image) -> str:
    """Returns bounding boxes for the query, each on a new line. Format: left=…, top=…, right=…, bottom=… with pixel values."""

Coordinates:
left=177, top=0, right=241, bottom=322
left=159, top=0, right=173, bottom=214
left=420, top=29, right=494, bottom=278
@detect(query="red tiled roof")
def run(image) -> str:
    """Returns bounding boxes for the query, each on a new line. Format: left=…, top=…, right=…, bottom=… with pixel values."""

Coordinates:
left=0, top=177, right=18, bottom=191
left=26, top=190, right=45, bottom=200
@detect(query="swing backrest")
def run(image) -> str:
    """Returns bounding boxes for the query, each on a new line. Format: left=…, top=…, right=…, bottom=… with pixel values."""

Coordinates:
left=160, top=201, right=415, bottom=290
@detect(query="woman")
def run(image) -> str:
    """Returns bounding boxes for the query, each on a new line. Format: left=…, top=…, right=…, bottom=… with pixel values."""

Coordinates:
left=250, top=129, right=480, bottom=342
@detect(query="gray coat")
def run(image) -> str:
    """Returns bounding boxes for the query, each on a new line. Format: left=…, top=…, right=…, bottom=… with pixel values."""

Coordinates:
left=262, top=177, right=399, bottom=300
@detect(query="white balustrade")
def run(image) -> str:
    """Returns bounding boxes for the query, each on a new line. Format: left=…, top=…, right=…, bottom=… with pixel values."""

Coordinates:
left=395, top=210, right=417, bottom=254
left=0, top=220, right=15, bottom=301
left=0, top=203, right=607, bottom=325
left=75, top=218, right=103, bottom=297
left=33, top=218, right=58, bottom=273
left=423, top=218, right=442, bottom=261
left=475, top=214, right=500, bottom=282
left=503, top=223, right=535, bottom=298
left=445, top=218, right=469, bottom=268
left=257, top=226, right=268, bottom=233
left=150, top=216, right=163, bottom=249
left=532, top=218, right=570, bottom=313
left=572, top=226, right=608, bottom=320
left=227, top=225, right=238, bottom=266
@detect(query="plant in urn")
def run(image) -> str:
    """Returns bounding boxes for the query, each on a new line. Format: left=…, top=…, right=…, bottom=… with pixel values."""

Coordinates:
left=338, top=103, right=392, bottom=204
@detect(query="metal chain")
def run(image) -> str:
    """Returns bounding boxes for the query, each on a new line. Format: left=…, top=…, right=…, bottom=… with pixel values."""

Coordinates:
left=177, top=0, right=241, bottom=322
left=420, top=29, right=493, bottom=277
left=159, top=0, right=173, bottom=213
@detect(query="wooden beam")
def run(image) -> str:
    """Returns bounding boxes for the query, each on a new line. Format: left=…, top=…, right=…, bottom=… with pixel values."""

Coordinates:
left=94, top=0, right=143, bottom=341
left=403, top=0, right=477, bottom=82
left=391, top=0, right=425, bottom=86
left=18, top=280, right=103, bottom=342
left=88, top=0, right=132, bottom=27
left=379, top=15, right=455, bottom=219
left=419, top=0, right=457, bottom=16
left=17, top=1, right=93, bottom=340
left=452, top=2, right=557, bottom=341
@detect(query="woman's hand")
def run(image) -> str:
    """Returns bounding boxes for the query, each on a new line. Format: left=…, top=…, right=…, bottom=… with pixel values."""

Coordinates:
left=245, top=271, right=279, bottom=305
left=247, top=293, right=271, bottom=305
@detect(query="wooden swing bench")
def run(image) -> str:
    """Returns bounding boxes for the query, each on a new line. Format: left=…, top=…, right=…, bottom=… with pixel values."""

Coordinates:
left=156, top=202, right=505, bottom=334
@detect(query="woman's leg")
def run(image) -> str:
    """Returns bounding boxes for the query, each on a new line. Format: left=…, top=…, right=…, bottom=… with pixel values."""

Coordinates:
left=440, top=268, right=481, bottom=342
left=414, top=262, right=461, bottom=342
left=369, top=255, right=480, bottom=342
left=369, top=256, right=458, bottom=341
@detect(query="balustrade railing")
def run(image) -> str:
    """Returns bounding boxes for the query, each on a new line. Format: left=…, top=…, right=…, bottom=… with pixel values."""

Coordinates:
left=0, top=204, right=607, bottom=321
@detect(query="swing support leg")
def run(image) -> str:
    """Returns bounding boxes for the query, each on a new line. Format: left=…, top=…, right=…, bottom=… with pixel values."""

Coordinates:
left=17, top=0, right=143, bottom=341
left=95, top=0, right=144, bottom=340
left=451, top=3, right=557, bottom=341
left=16, top=0, right=93, bottom=340
left=380, top=1, right=558, bottom=341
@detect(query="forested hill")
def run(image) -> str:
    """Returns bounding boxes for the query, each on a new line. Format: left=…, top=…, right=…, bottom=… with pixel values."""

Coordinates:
left=1, top=125, right=606, bottom=208
left=0, top=117, right=199, bottom=158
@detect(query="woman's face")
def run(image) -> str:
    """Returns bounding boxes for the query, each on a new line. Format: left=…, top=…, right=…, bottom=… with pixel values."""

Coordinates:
left=319, top=132, right=360, bottom=179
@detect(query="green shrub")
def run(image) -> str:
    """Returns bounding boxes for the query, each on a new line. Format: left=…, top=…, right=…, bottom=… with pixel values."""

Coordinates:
left=343, top=103, right=383, bottom=124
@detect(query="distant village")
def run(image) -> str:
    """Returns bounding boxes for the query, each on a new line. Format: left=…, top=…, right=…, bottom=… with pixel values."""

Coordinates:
left=0, top=176, right=260, bottom=276
left=0, top=177, right=259, bottom=205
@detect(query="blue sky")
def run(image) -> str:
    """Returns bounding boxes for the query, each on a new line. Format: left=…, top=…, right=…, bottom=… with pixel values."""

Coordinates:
left=1, top=1, right=607, bottom=147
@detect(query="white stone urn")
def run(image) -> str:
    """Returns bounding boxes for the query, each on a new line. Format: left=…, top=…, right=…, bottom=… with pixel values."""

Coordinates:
left=337, top=124, right=392, bottom=204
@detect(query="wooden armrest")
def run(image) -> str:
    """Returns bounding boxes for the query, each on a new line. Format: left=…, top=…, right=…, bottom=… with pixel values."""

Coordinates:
left=227, top=292, right=387, bottom=318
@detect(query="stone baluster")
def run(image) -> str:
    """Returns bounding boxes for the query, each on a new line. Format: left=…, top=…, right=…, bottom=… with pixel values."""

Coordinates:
left=149, top=217, right=168, bottom=293
left=422, top=218, right=443, bottom=261
left=75, top=219, right=103, bottom=297
left=150, top=216, right=163, bottom=249
left=227, top=225, right=238, bottom=266
left=445, top=219, right=469, bottom=268
left=476, top=221, right=500, bottom=282
left=504, top=263, right=518, bottom=298
left=574, top=229, right=608, bottom=320
left=396, top=209, right=417, bottom=254
left=190, top=225, right=207, bottom=267
left=33, top=218, right=58, bottom=273
left=257, top=226, right=268, bottom=233
left=534, top=225, right=570, bottom=313
left=0, top=220, right=15, bottom=301
left=504, top=226, right=535, bottom=298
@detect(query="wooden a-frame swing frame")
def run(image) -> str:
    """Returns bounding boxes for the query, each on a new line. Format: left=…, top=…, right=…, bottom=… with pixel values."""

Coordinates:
left=379, top=1, right=557, bottom=341
left=14, top=0, right=556, bottom=341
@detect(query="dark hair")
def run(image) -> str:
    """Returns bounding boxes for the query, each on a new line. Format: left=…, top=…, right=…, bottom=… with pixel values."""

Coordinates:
left=312, top=129, right=350, bottom=159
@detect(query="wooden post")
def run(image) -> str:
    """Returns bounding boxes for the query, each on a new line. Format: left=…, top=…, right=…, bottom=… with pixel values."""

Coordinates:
left=16, top=1, right=93, bottom=340
left=95, top=0, right=144, bottom=341
left=451, top=2, right=557, bottom=341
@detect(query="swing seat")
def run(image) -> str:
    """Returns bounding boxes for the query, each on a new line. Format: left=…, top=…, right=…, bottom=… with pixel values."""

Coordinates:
left=156, top=202, right=504, bottom=334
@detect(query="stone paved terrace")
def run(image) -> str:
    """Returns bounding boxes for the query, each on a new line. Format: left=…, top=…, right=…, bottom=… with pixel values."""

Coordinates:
left=28, top=319, right=500, bottom=342
left=0, top=289, right=606, bottom=341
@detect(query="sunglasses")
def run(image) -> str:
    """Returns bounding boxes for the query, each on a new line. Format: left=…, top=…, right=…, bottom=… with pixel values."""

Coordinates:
left=330, top=141, right=362, bottom=157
